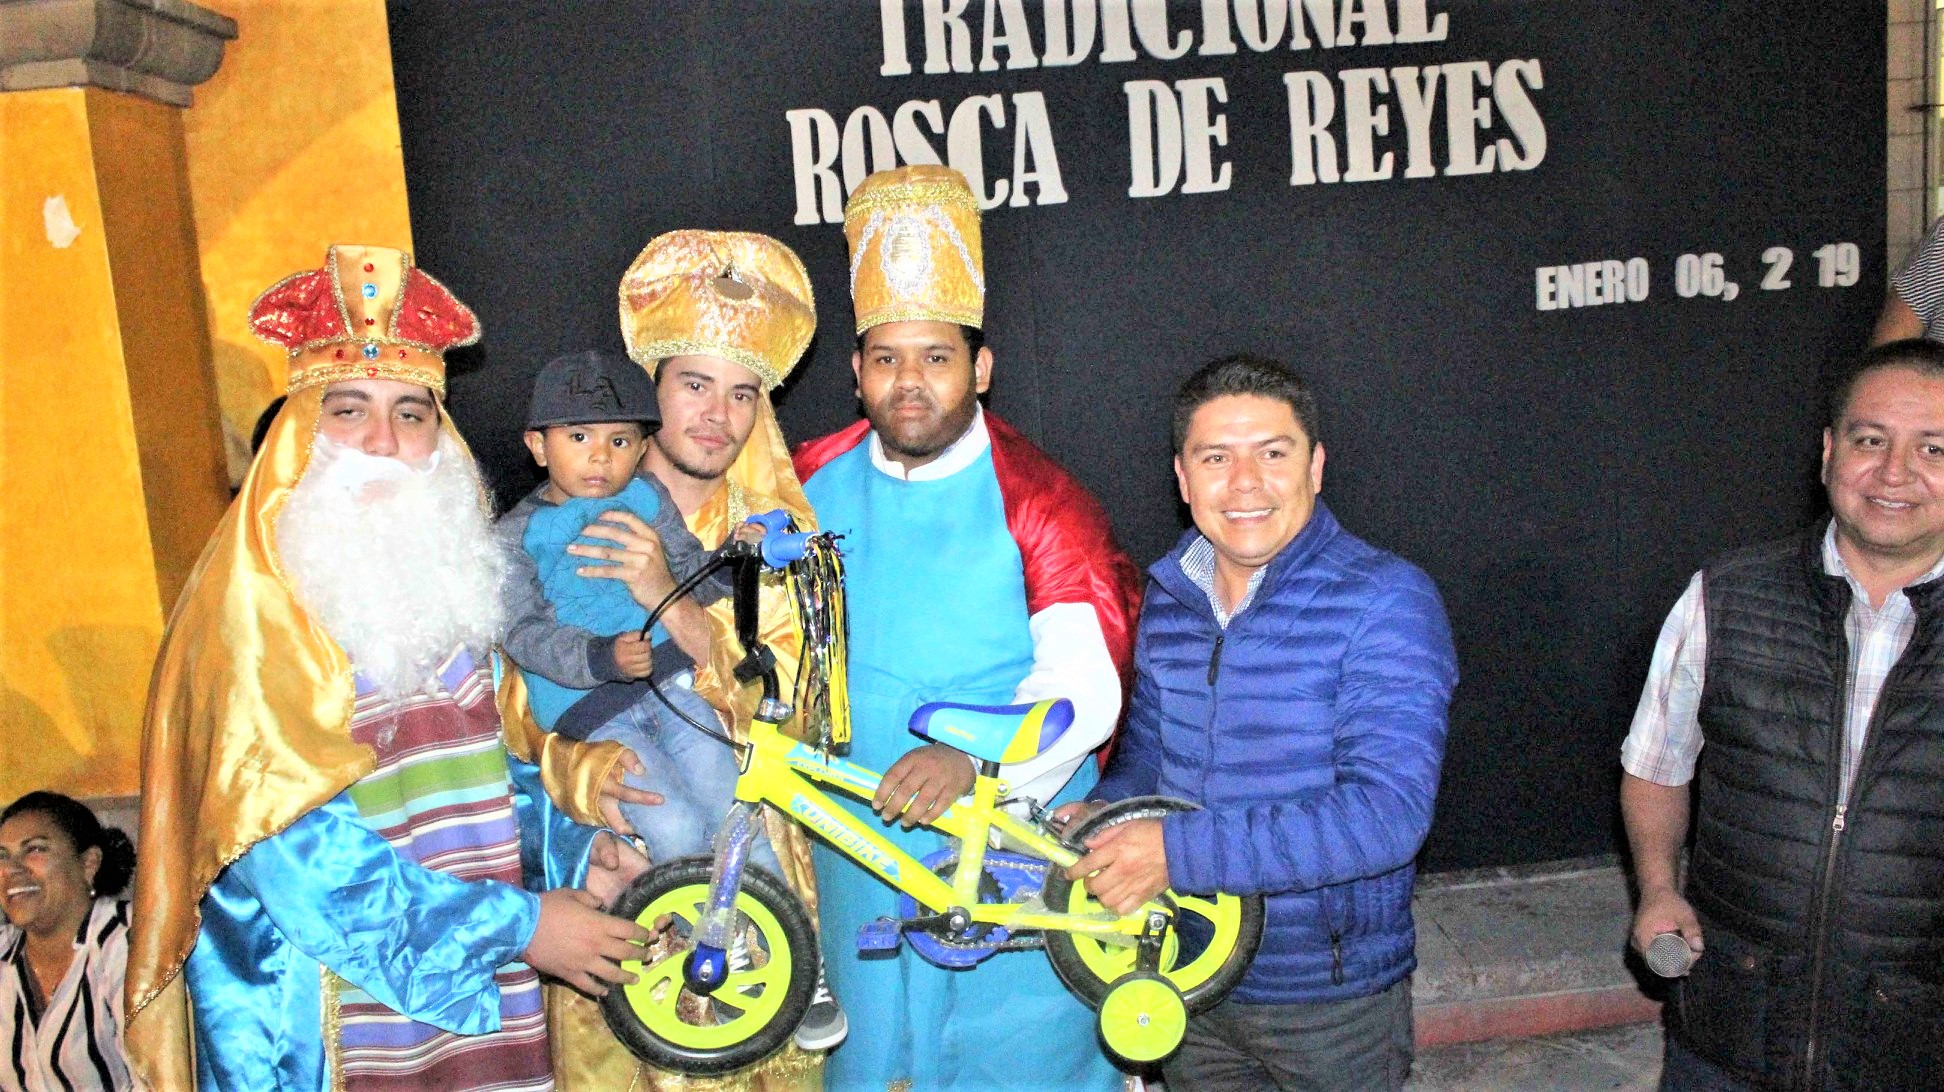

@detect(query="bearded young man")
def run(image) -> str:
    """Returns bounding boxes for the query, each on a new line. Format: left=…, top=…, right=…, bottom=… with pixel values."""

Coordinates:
left=125, top=246, right=651, bottom=1092
left=537, top=230, right=840, bottom=1091
left=791, top=166, right=1142, bottom=1092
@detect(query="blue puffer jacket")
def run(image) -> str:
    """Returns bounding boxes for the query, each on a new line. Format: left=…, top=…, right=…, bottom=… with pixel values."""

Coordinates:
left=1093, top=503, right=1457, bottom=1004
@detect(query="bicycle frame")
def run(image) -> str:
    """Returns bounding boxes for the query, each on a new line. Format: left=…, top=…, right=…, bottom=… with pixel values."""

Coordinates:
left=733, top=708, right=1154, bottom=944
left=655, top=526, right=1161, bottom=970
left=608, top=524, right=1253, bottom=1074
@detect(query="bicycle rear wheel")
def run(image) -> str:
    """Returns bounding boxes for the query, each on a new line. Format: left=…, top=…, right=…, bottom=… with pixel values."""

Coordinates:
left=1042, top=796, right=1264, bottom=1014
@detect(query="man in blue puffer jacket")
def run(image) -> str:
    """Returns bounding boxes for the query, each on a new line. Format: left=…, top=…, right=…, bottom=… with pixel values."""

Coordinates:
left=1059, top=353, right=1458, bottom=1091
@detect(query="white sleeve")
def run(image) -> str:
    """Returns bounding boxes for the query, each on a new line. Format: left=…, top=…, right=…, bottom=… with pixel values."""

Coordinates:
left=1000, top=601, right=1123, bottom=810
left=1619, top=572, right=1708, bottom=786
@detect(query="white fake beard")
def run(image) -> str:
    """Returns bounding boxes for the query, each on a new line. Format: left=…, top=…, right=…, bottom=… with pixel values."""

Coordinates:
left=276, top=432, right=508, bottom=698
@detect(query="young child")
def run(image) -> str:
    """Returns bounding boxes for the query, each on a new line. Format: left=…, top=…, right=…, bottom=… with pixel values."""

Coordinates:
left=497, top=348, right=780, bottom=876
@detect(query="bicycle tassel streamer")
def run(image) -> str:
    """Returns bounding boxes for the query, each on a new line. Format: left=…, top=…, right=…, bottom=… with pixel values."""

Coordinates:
left=786, top=533, right=852, bottom=753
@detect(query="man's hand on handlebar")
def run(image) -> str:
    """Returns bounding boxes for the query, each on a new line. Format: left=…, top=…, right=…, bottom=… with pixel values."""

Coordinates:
left=873, top=743, right=975, bottom=829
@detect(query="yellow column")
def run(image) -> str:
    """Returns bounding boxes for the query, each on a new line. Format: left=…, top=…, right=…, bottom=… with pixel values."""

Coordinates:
left=0, top=87, right=229, bottom=801
left=1, top=0, right=412, bottom=804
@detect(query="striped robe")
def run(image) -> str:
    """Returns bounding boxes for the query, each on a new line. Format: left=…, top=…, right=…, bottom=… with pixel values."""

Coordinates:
left=333, top=650, right=551, bottom=1090
left=183, top=647, right=552, bottom=1091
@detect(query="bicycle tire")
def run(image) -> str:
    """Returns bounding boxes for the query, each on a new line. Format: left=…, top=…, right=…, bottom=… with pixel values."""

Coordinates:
left=1042, top=796, right=1265, bottom=1015
left=600, top=855, right=818, bottom=1075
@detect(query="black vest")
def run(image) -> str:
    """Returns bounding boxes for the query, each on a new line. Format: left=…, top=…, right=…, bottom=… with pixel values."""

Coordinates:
left=1674, top=526, right=1944, bottom=1090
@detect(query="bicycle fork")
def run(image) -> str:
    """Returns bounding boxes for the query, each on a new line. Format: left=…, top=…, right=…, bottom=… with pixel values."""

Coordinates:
left=684, top=800, right=765, bottom=995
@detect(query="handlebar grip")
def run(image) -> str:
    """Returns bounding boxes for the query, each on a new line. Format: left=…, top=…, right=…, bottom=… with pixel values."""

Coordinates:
left=760, top=531, right=814, bottom=568
left=744, top=509, right=793, bottom=535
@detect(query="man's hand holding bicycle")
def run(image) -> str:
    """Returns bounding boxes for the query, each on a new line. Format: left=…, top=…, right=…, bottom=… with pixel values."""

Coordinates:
left=873, top=743, right=974, bottom=829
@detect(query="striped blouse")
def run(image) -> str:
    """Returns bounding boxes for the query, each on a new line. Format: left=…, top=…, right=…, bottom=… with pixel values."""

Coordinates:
left=1, top=898, right=133, bottom=1092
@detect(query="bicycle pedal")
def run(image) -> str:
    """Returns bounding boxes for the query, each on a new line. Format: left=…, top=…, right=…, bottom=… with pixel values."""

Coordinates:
left=855, top=917, right=904, bottom=953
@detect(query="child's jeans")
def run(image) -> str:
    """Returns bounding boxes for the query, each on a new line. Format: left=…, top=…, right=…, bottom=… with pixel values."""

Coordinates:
left=588, top=676, right=781, bottom=874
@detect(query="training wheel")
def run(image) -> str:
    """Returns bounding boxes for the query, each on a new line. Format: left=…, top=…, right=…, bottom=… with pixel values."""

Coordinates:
left=1097, top=971, right=1188, bottom=1064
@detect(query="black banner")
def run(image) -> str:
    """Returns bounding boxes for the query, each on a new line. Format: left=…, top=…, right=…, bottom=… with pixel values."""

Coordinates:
left=390, top=1, right=1887, bottom=869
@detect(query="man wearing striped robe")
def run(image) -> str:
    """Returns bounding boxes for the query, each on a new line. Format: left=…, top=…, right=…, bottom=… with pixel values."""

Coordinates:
left=127, top=247, right=651, bottom=1091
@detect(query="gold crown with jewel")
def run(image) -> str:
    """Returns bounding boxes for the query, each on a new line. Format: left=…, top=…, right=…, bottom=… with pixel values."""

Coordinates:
left=618, top=231, right=816, bottom=391
left=843, top=165, right=984, bottom=335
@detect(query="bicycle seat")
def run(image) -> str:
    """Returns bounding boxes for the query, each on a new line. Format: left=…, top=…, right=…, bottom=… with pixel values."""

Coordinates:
left=907, top=698, right=1073, bottom=766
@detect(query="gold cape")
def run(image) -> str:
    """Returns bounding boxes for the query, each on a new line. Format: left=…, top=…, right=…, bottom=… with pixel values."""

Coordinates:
left=124, top=388, right=628, bottom=1090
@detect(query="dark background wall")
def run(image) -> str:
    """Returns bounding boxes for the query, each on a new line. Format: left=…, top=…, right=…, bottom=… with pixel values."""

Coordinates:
left=388, top=1, right=1887, bottom=870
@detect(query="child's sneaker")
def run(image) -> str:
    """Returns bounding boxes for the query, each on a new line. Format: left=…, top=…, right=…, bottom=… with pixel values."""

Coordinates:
left=792, top=965, right=848, bottom=1051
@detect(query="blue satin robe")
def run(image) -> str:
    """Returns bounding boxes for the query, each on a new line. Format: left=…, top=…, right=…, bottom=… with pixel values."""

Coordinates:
left=803, top=442, right=1121, bottom=1092
left=182, top=754, right=586, bottom=1091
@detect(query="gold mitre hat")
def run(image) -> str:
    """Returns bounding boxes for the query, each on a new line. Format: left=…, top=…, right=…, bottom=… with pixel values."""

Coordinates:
left=618, top=230, right=815, bottom=391
left=248, top=244, right=481, bottom=396
left=843, top=164, right=984, bottom=335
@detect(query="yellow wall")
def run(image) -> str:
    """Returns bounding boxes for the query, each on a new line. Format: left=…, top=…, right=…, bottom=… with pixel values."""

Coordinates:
left=1, top=90, right=175, bottom=800
left=0, top=0, right=414, bottom=802
left=186, top=0, right=415, bottom=482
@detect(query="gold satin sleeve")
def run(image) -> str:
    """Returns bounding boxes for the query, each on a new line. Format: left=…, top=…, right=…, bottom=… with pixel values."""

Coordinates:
left=125, top=978, right=193, bottom=1092
left=495, top=659, right=629, bottom=828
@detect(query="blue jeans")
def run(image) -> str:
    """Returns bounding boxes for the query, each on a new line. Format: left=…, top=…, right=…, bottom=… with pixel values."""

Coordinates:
left=588, top=680, right=780, bottom=873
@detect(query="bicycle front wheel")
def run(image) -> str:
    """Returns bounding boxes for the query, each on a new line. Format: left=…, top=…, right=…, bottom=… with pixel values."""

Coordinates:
left=600, top=855, right=818, bottom=1075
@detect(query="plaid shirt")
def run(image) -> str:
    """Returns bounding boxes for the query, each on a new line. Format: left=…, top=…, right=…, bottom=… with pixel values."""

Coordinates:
left=1181, top=534, right=1267, bottom=628
left=1622, top=524, right=1944, bottom=803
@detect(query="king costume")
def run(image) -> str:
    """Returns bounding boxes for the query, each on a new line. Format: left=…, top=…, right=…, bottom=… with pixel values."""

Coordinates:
left=124, top=246, right=627, bottom=1091
left=791, top=166, right=1142, bottom=1092
left=539, top=230, right=831, bottom=1092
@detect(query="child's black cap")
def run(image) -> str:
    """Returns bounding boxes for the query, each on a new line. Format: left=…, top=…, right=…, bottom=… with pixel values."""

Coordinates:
left=526, top=349, right=660, bottom=430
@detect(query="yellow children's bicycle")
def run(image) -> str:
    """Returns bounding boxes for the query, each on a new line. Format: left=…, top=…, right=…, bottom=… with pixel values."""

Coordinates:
left=599, top=516, right=1264, bottom=1075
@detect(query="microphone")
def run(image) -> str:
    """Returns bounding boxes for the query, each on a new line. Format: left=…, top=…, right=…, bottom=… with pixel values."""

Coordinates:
left=1644, top=931, right=1696, bottom=977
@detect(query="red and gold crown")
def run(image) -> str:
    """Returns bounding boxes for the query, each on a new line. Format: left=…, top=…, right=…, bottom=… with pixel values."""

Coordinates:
left=248, top=245, right=480, bottom=395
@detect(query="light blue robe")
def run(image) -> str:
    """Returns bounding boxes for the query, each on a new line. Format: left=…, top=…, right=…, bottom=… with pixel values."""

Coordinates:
left=181, top=654, right=592, bottom=1091
left=803, top=442, right=1121, bottom=1092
